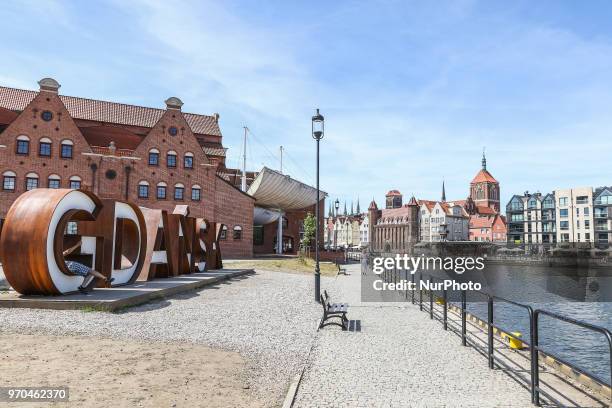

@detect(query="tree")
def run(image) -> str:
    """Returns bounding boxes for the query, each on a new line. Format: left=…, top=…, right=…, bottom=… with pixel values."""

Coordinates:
left=302, top=212, right=316, bottom=248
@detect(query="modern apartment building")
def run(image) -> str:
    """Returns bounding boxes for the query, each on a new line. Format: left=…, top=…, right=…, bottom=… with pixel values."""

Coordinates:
left=506, top=192, right=556, bottom=244
left=594, top=186, right=612, bottom=246
left=553, top=187, right=594, bottom=244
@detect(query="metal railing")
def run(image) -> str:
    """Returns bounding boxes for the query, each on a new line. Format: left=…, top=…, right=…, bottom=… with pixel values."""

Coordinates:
left=374, top=263, right=612, bottom=406
left=533, top=310, right=612, bottom=406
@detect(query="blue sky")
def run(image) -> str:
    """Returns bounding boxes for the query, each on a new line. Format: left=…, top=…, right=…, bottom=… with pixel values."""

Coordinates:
left=2, top=0, right=612, bottom=211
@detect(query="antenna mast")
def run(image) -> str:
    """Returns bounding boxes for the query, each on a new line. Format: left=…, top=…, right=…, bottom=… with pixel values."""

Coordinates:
left=279, top=146, right=284, bottom=174
left=241, top=126, right=248, bottom=191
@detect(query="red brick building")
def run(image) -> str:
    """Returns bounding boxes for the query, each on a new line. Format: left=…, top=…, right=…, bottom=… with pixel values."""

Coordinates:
left=0, top=78, right=254, bottom=258
left=462, top=152, right=507, bottom=242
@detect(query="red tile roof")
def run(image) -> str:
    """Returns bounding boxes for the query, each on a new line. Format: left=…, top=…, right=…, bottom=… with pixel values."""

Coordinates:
left=0, top=106, right=18, bottom=124
left=476, top=205, right=496, bottom=215
left=386, top=189, right=401, bottom=196
left=0, top=86, right=222, bottom=136
left=469, top=215, right=494, bottom=229
left=471, top=169, right=498, bottom=184
left=418, top=200, right=437, bottom=211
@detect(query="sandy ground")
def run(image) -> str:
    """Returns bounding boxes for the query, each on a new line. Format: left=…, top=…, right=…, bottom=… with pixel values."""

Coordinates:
left=0, top=333, right=264, bottom=408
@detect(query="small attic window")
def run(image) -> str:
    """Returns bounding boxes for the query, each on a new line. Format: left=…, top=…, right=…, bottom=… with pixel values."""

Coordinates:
left=168, top=126, right=178, bottom=136
left=41, top=111, right=53, bottom=121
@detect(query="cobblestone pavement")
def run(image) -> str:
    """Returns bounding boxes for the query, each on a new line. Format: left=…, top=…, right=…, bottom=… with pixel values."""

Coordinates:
left=0, top=270, right=325, bottom=408
left=293, top=264, right=534, bottom=408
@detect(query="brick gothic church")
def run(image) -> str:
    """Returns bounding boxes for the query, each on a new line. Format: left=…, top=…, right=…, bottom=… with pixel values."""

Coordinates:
left=367, top=152, right=507, bottom=250
left=463, top=152, right=506, bottom=242
left=0, top=78, right=254, bottom=258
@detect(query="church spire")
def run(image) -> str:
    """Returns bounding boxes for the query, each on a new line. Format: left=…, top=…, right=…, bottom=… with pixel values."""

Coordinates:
left=441, top=180, right=446, bottom=202
left=356, top=197, right=360, bottom=214
left=350, top=201, right=354, bottom=215
left=482, top=147, right=487, bottom=170
left=343, top=201, right=347, bottom=216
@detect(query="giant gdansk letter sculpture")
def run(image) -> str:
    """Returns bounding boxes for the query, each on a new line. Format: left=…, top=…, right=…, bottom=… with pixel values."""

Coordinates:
left=0, top=188, right=225, bottom=295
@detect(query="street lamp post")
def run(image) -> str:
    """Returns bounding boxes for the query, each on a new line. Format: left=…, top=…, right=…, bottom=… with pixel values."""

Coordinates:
left=334, top=198, right=340, bottom=249
left=312, top=108, right=324, bottom=303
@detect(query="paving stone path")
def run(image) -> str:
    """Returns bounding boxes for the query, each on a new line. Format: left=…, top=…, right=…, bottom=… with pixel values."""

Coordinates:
left=293, top=264, right=534, bottom=408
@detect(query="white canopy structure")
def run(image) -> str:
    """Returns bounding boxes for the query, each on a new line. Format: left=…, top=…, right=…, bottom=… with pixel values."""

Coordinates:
left=253, top=206, right=281, bottom=225
left=247, top=167, right=327, bottom=253
left=247, top=167, right=327, bottom=211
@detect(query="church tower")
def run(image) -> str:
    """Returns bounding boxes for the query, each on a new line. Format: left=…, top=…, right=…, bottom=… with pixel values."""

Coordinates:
left=368, top=199, right=379, bottom=247
left=469, top=150, right=500, bottom=212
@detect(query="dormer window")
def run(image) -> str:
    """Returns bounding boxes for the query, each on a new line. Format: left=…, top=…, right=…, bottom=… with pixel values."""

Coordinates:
left=148, top=148, right=160, bottom=166
left=167, top=150, right=177, bottom=168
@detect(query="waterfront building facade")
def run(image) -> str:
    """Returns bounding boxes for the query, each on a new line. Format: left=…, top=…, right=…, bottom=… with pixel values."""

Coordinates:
left=324, top=199, right=364, bottom=249
left=553, top=187, right=594, bottom=244
left=506, top=192, right=556, bottom=244
left=359, top=213, right=369, bottom=247
left=594, top=186, right=612, bottom=246
left=368, top=193, right=420, bottom=252
left=419, top=200, right=469, bottom=242
left=0, top=78, right=254, bottom=257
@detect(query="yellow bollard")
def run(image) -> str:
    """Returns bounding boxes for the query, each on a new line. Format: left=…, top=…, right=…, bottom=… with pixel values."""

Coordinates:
left=508, top=332, right=524, bottom=350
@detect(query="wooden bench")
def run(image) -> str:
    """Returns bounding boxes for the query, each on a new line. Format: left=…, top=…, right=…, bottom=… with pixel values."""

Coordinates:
left=319, top=290, right=349, bottom=330
left=335, top=261, right=348, bottom=275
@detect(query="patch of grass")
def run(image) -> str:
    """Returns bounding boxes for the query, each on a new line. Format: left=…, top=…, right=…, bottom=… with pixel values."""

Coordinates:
left=80, top=305, right=109, bottom=313
left=224, top=257, right=338, bottom=276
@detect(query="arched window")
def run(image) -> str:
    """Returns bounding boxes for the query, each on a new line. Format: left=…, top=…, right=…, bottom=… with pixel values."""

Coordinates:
left=48, top=174, right=61, bottom=189
left=167, top=150, right=177, bottom=168
left=148, top=148, right=160, bottom=166
left=138, top=180, right=149, bottom=199
left=25, top=172, right=39, bottom=190
left=174, top=182, right=185, bottom=200
left=233, top=225, right=243, bottom=240
left=16, top=135, right=30, bottom=155
left=219, top=225, right=228, bottom=240
left=39, top=137, right=52, bottom=157
left=184, top=152, right=194, bottom=169
left=191, top=184, right=201, bottom=201
left=156, top=182, right=167, bottom=199
left=69, top=175, right=81, bottom=189
left=60, top=139, right=73, bottom=159
left=2, top=171, right=16, bottom=191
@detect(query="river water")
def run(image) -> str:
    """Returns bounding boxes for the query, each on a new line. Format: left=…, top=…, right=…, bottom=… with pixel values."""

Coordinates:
left=434, top=264, right=611, bottom=383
